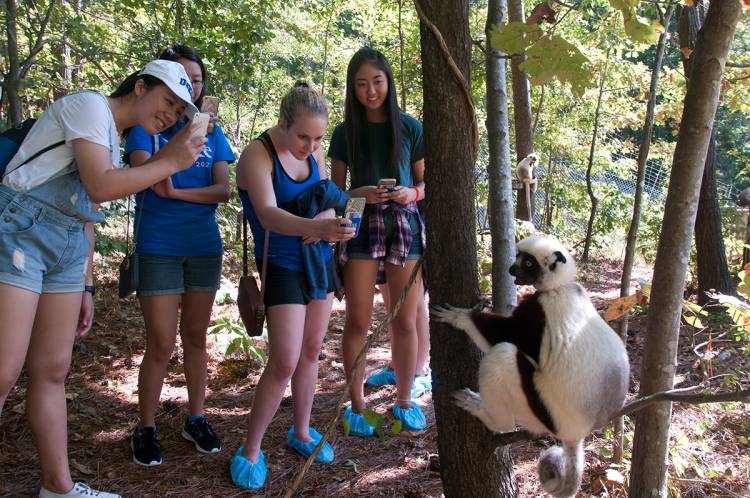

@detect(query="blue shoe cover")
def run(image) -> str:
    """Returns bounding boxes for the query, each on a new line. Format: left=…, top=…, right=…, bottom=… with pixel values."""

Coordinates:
left=287, top=426, right=334, bottom=463
left=366, top=367, right=396, bottom=386
left=392, top=402, right=427, bottom=431
left=343, top=406, right=375, bottom=437
left=229, top=447, right=266, bottom=490
left=411, top=369, right=433, bottom=398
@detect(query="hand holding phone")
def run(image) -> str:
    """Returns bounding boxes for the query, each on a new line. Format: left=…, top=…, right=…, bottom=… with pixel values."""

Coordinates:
left=343, top=197, right=366, bottom=237
left=190, top=112, right=210, bottom=140
left=377, top=178, right=397, bottom=192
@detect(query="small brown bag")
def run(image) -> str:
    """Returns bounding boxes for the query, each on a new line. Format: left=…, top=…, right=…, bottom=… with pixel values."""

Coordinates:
left=237, top=215, right=269, bottom=336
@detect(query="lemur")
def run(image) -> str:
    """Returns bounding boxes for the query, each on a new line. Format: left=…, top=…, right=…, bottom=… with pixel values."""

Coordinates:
left=516, top=153, right=537, bottom=218
left=431, top=236, right=629, bottom=498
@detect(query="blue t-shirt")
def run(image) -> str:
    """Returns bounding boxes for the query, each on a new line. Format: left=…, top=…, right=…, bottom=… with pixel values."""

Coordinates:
left=124, top=121, right=235, bottom=256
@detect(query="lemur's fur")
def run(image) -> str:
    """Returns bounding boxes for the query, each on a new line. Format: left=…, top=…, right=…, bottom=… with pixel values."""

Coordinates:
left=431, top=236, right=629, bottom=498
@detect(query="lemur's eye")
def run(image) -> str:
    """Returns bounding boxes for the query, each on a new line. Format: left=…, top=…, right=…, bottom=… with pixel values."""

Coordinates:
left=525, top=260, right=532, bottom=267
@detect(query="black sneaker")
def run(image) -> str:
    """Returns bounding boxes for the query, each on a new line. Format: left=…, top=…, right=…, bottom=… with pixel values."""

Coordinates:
left=131, top=426, right=162, bottom=466
left=182, top=416, right=221, bottom=454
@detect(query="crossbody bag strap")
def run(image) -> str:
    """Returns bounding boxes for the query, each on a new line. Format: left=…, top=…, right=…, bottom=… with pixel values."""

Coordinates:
left=259, top=230, right=270, bottom=302
left=242, top=214, right=249, bottom=277
left=129, top=133, right=159, bottom=250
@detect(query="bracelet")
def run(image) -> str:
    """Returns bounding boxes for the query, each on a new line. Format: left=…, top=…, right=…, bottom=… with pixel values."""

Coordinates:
left=410, top=186, right=421, bottom=202
left=84, top=285, right=96, bottom=296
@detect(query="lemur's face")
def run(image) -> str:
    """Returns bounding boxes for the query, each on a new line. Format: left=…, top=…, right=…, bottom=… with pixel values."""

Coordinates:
left=509, top=251, right=540, bottom=286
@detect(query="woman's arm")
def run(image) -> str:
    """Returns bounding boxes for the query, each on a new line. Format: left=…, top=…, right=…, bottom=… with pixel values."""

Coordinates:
left=75, top=124, right=206, bottom=203
left=77, top=222, right=95, bottom=337
left=388, top=158, right=425, bottom=205
left=149, top=162, right=231, bottom=204
left=239, top=142, right=354, bottom=242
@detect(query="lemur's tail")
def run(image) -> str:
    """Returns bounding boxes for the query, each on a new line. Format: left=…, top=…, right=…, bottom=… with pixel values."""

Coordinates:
left=537, top=439, right=584, bottom=498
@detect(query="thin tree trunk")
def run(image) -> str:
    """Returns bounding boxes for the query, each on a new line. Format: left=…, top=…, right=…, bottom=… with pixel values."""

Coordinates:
left=509, top=0, right=534, bottom=222
left=629, top=1, right=741, bottom=496
left=419, top=0, right=516, bottom=495
left=398, top=0, right=408, bottom=109
left=582, top=55, right=608, bottom=262
left=486, top=0, right=518, bottom=317
left=4, top=0, right=22, bottom=125
left=616, top=6, right=674, bottom=464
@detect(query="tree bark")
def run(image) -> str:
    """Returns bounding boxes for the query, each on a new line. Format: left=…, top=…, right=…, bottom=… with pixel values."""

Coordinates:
left=616, top=5, right=674, bottom=464
left=486, top=0, right=518, bottom=316
left=509, top=0, right=535, bottom=222
left=419, top=0, right=517, bottom=496
left=629, top=1, right=741, bottom=496
left=679, top=1, right=735, bottom=304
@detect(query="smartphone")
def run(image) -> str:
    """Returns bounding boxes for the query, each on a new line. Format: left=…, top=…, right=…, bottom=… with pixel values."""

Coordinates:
left=378, top=178, right=397, bottom=192
left=343, top=197, right=366, bottom=237
left=190, top=112, right=210, bottom=140
left=201, top=96, right=220, bottom=133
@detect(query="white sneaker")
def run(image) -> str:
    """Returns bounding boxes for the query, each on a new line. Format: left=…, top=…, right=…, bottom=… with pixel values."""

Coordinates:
left=39, top=482, right=122, bottom=498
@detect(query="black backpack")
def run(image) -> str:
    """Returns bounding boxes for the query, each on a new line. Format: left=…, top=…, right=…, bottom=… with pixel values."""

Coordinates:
left=0, top=118, right=65, bottom=178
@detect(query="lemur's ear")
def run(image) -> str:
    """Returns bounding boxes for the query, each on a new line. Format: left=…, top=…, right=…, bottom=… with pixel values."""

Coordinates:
left=553, top=251, right=566, bottom=264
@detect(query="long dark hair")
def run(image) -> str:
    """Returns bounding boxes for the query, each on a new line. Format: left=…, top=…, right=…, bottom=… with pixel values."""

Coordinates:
left=159, top=44, right=207, bottom=109
left=110, top=73, right=166, bottom=138
left=344, top=47, right=402, bottom=176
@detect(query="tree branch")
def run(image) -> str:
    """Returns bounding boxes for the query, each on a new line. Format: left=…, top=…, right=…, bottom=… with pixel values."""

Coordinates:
left=726, top=61, right=750, bottom=68
left=19, top=0, right=55, bottom=78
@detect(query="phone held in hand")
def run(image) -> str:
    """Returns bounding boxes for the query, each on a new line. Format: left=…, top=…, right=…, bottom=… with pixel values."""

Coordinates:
left=190, top=112, right=210, bottom=140
left=343, top=197, right=366, bottom=237
left=378, top=178, right=397, bottom=192
left=201, top=96, right=220, bottom=133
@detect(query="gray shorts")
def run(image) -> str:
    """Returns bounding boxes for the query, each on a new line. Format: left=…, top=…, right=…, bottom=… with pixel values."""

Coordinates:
left=136, top=253, right=222, bottom=296
left=0, top=186, right=88, bottom=294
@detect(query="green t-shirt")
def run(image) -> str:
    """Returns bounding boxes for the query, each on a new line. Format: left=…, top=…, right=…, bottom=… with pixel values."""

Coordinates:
left=328, top=111, right=424, bottom=189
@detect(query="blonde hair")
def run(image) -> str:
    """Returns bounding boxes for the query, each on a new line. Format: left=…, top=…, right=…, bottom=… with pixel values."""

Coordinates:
left=279, top=81, right=328, bottom=126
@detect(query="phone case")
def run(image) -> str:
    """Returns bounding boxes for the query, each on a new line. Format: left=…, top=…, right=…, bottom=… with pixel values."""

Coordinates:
left=190, top=113, right=210, bottom=139
left=344, top=197, right=366, bottom=237
left=378, top=178, right=397, bottom=192
left=201, top=96, right=220, bottom=115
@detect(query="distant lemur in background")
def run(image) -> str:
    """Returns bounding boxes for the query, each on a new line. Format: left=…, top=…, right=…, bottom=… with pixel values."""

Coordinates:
left=432, top=236, right=630, bottom=498
left=516, top=153, right=537, bottom=218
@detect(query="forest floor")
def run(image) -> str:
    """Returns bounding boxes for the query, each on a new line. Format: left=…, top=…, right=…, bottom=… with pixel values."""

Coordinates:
left=1, top=249, right=749, bottom=498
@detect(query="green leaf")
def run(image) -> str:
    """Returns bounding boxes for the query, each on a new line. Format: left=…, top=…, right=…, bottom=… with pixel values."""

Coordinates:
left=391, top=420, right=402, bottom=434
left=226, top=337, right=242, bottom=355
left=375, top=426, right=385, bottom=442
left=490, top=22, right=531, bottom=55
left=683, top=315, right=704, bottom=329
left=341, top=417, right=350, bottom=437
left=363, top=408, right=384, bottom=428
left=520, top=34, right=593, bottom=97
left=624, top=17, right=659, bottom=44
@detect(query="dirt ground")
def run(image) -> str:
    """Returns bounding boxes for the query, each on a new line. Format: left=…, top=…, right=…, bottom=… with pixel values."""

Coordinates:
left=1, top=254, right=748, bottom=497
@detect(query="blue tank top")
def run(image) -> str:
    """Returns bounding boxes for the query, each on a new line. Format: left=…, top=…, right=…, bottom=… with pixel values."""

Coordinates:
left=239, top=133, right=332, bottom=272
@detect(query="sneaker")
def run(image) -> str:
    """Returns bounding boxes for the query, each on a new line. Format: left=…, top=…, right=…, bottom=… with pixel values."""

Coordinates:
left=229, top=447, right=266, bottom=490
left=130, top=426, right=162, bottom=466
left=39, top=482, right=122, bottom=497
left=182, top=416, right=221, bottom=453
left=365, top=367, right=396, bottom=386
left=392, top=402, right=427, bottom=431
left=342, top=406, right=375, bottom=437
left=411, top=368, right=433, bottom=398
left=287, top=426, right=334, bottom=463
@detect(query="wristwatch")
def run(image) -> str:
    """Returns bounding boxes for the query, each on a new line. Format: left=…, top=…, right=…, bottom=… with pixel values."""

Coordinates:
left=84, top=285, right=96, bottom=296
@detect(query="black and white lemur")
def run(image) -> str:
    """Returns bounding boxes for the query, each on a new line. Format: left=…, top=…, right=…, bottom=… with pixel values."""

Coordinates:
left=431, top=236, right=629, bottom=498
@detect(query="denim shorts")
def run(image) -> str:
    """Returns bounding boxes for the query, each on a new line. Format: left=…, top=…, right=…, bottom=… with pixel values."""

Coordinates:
left=136, top=253, right=223, bottom=296
left=0, top=186, right=88, bottom=294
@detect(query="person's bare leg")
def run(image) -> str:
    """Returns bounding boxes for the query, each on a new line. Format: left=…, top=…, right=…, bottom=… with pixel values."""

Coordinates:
left=384, top=262, right=422, bottom=408
left=381, top=285, right=429, bottom=375
left=25, top=291, right=81, bottom=493
left=0, top=284, right=39, bottom=413
left=241, top=304, right=306, bottom=462
left=341, top=260, right=379, bottom=413
left=179, top=291, right=216, bottom=416
left=137, top=294, right=181, bottom=427
left=290, top=294, right=333, bottom=441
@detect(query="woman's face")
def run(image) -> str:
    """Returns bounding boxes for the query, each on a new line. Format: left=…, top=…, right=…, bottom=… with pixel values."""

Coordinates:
left=353, top=63, right=388, bottom=113
left=280, top=113, right=327, bottom=160
left=135, top=81, right=186, bottom=134
left=178, top=57, right=203, bottom=103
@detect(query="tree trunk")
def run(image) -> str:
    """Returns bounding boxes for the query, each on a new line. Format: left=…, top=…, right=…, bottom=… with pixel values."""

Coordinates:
left=419, top=0, right=517, bottom=496
left=629, top=1, right=741, bottom=496
left=509, top=0, right=535, bottom=222
left=582, top=56, right=608, bottom=263
left=679, top=1, right=734, bottom=305
left=4, top=0, right=23, bottom=125
left=616, top=5, right=674, bottom=464
left=486, top=0, right=518, bottom=316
